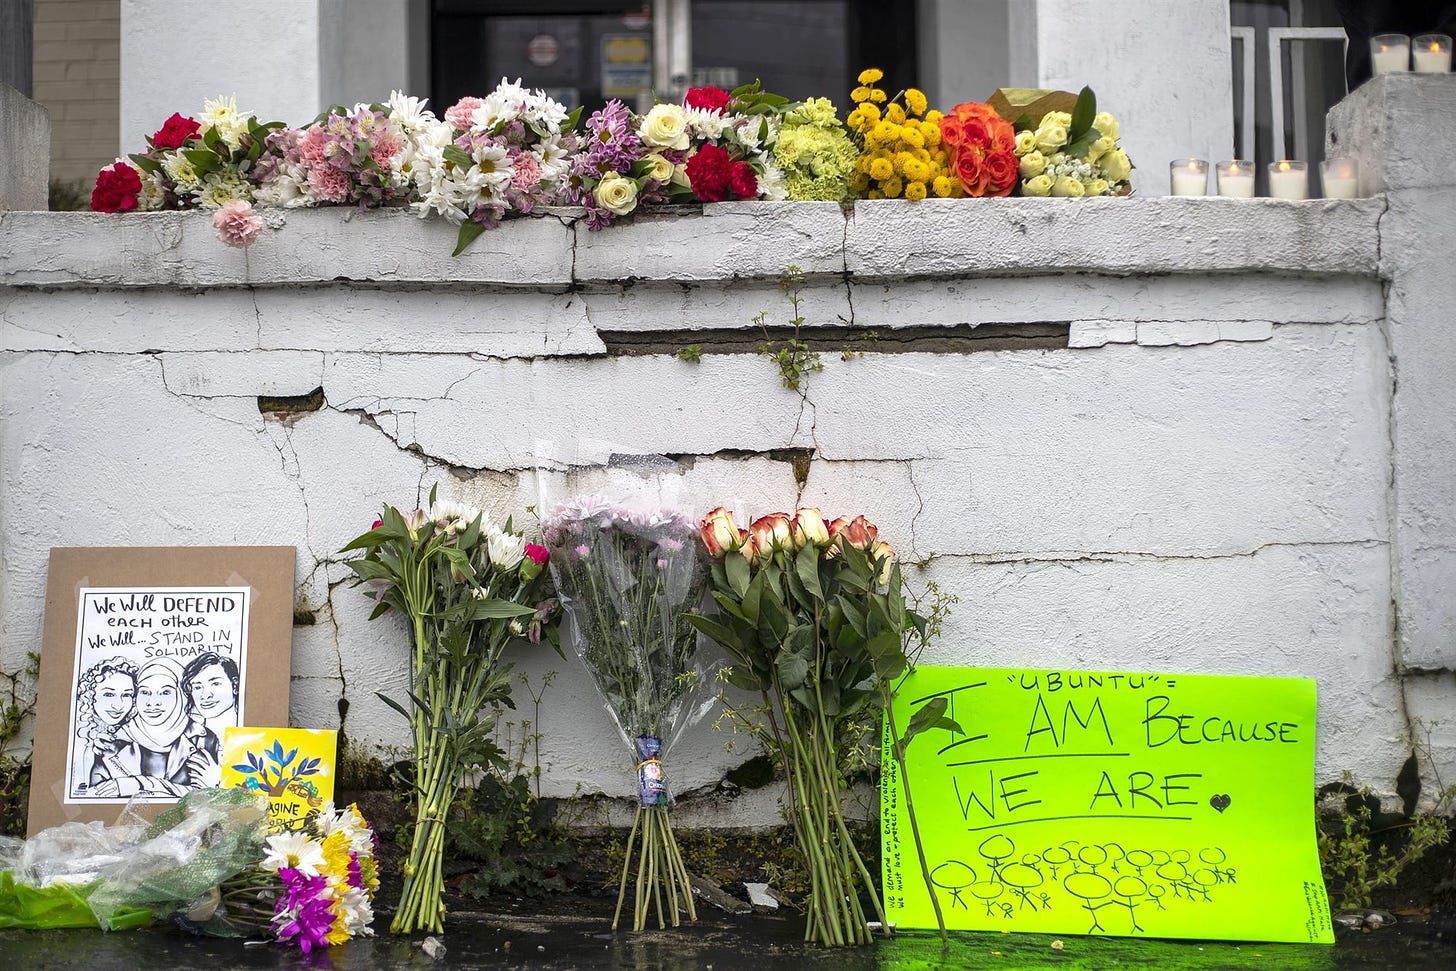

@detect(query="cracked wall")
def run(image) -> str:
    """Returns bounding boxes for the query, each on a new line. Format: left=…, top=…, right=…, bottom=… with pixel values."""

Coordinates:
left=2, top=184, right=1451, bottom=819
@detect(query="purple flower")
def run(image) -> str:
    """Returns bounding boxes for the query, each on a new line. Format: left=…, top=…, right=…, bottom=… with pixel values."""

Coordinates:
left=273, top=867, right=336, bottom=953
left=584, top=100, right=643, bottom=172
left=574, top=544, right=591, bottom=558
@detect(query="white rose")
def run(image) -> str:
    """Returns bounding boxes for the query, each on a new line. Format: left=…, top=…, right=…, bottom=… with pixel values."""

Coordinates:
left=1051, top=175, right=1086, bottom=197
left=1102, top=148, right=1132, bottom=182
left=1085, top=178, right=1111, bottom=197
left=1022, top=174, right=1054, bottom=197
left=592, top=172, right=639, bottom=215
left=1087, top=135, right=1115, bottom=162
left=642, top=152, right=675, bottom=182
left=640, top=103, right=690, bottom=151
left=1013, top=130, right=1037, bottom=156
left=1093, top=112, right=1119, bottom=141
left=1018, top=150, right=1047, bottom=179
left=1034, top=123, right=1069, bottom=155
left=671, top=162, right=692, bottom=188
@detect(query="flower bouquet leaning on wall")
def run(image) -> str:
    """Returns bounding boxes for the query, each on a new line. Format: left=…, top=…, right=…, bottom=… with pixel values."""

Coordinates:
left=542, top=497, right=716, bottom=931
left=687, top=509, right=955, bottom=946
left=340, top=489, right=557, bottom=934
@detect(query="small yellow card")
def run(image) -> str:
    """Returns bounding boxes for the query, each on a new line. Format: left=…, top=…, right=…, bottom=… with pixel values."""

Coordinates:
left=220, top=727, right=336, bottom=830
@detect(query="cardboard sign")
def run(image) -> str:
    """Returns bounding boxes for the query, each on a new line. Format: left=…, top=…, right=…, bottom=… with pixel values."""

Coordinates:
left=882, top=666, right=1332, bottom=944
left=221, top=727, right=336, bottom=831
left=29, top=547, right=294, bottom=833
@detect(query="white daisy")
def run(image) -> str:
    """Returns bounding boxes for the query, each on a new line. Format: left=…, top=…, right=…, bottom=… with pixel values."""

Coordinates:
left=261, top=831, right=326, bottom=877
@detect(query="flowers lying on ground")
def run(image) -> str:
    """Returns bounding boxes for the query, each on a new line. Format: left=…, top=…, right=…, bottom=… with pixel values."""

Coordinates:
left=94, top=78, right=1135, bottom=247
left=1013, top=87, right=1133, bottom=197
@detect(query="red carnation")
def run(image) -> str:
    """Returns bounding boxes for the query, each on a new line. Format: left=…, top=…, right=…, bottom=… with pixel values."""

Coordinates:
left=684, top=144, right=733, bottom=202
left=151, top=112, right=201, bottom=150
left=525, top=543, right=549, bottom=566
left=728, top=161, right=758, bottom=200
left=684, top=85, right=731, bottom=113
left=90, top=162, right=143, bottom=213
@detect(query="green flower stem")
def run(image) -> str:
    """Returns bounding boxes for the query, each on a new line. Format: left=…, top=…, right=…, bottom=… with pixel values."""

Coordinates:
left=881, top=686, right=946, bottom=942
left=612, top=805, right=643, bottom=931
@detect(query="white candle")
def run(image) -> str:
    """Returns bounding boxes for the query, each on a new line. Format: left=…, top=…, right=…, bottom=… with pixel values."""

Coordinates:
left=1371, top=33, right=1411, bottom=74
left=1216, top=160, right=1254, bottom=198
left=1321, top=158, right=1359, bottom=199
left=1413, top=34, right=1452, bottom=73
left=1268, top=160, right=1309, bottom=200
left=1169, top=158, right=1208, bottom=196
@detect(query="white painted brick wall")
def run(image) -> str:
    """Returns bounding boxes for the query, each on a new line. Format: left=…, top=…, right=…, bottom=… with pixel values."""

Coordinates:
left=1, top=186, right=1451, bottom=820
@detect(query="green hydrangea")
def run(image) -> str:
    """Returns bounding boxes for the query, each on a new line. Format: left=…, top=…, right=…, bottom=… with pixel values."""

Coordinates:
left=773, top=98, right=857, bottom=203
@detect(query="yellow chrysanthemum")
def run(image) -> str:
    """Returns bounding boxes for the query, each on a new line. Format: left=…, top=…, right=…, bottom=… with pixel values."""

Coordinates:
left=920, top=121, right=941, bottom=147
left=880, top=175, right=904, bottom=198
left=868, top=157, right=894, bottom=181
left=903, top=157, right=929, bottom=182
left=851, top=171, right=870, bottom=192
left=869, top=88, right=886, bottom=103
left=901, top=126, right=924, bottom=149
left=932, top=175, right=956, bottom=197
left=924, top=109, right=944, bottom=124
left=905, top=88, right=929, bottom=117
left=905, top=180, right=928, bottom=201
left=858, top=102, right=881, bottom=124
left=868, top=188, right=884, bottom=199
left=846, top=107, right=866, bottom=130
left=850, top=86, right=871, bottom=104
left=885, top=102, right=906, bottom=125
left=326, top=907, right=350, bottom=946
left=871, top=120, right=897, bottom=144
left=321, top=830, right=353, bottom=882
left=858, top=67, right=884, bottom=84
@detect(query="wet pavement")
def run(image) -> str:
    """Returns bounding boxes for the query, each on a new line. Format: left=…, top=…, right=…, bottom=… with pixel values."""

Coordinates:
left=3, top=904, right=1453, bottom=970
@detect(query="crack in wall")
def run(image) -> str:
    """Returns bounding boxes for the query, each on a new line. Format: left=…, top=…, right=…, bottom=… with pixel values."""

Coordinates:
left=910, top=538, right=1389, bottom=567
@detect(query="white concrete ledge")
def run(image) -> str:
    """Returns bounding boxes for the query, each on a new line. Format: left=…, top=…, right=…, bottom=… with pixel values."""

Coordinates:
left=0, top=197, right=1385, bottom=289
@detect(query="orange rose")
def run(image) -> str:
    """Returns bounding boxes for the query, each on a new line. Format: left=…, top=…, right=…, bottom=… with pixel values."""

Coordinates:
left=983, top=150, right=1019, bottom=196
left=699, top=507, right=745, bottom=557
left=829, top=514, right=879, bottom=550
left=749, top=513, right=793, bottom=555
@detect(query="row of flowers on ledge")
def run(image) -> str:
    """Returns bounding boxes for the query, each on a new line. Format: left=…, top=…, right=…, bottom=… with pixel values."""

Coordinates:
left=90, top=69, right=1134, bottom=254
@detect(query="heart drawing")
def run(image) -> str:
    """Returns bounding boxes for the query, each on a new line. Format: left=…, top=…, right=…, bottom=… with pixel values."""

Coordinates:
left=1210, top=793, right=1232, bottom=813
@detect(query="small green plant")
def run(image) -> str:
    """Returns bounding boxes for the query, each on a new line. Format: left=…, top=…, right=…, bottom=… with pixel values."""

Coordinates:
left=841, top=329, right=879, bottom=361
left=675, top=345, right=703, bottom=364
left=756, top=265, right=823, bottom=391
left=1, top=653, right=40, bottom=837
left=1318, top=727, right=1455, bottom=911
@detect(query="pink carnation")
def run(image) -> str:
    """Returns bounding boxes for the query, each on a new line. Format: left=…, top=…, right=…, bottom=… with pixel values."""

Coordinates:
left=212, top=200, right=263, bottom=248
left=510, top=151, right=541, bottom=190
left=308, top=165, right=350, bottom=203
left=298, top=126, right=329, bottom=165
left=370, top=132, right=403, bottom=168
left=445, top=97, right=484, bottom=130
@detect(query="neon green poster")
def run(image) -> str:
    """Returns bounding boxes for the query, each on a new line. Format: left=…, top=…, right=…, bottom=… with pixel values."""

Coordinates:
left=882, top=666, right=1333, bottom=944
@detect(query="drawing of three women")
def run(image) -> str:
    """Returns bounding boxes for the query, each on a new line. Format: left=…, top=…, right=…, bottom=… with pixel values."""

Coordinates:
left=70, top=652, right=239, bottom=799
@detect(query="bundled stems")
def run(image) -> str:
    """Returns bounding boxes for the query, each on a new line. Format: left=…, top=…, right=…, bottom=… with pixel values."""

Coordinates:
left=611, top=804, right=697, bottom=930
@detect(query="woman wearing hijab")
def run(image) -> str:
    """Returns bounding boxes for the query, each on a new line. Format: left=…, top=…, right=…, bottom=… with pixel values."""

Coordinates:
left=91, top=658, right=198, bottom=798
left=69, top=656, right=138, bottom=796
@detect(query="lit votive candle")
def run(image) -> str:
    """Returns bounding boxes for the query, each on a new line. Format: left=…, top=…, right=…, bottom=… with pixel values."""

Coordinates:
left=1371, top=33, right=1411, bottom=74
left=1413, top=34, right=1452, bottom=73
left=1320, top=157, right=1360, bottom=199
left=1169, top=158, right=1208, bottom=196
left=1216, top=160, right=1255, bottom=198
left=1268, top=159, right=1309, bottom=200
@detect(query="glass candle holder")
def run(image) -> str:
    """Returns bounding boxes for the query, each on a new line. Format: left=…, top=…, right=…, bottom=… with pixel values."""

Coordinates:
left=1267, top=160, right=1309, bottom=200
left=1169, top=158, right=1208, bottom=196
left=1413, top=34, right=1452, bottom=73
left=1216, top=160, right=1255, bottom=198
left=1320, top=158, right=1360, bottom=199
left=1371, top=33, right=1411, bottom=74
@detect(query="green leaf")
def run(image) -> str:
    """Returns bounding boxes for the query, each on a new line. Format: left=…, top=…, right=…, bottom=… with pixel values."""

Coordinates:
left=564, top=105, right=584, bottom=132
left=1070, top=85, right=1097, bottom=141
left=469, top=599, right=537, bottom=620
left=741, top=568, right=764, bottom=624
left=453, top=221, right=487, bottom=257
left=725, top=552, right=750, bottom=598
left=375, top=692, right=412, bottom=722
left=1064, top=125, right=1101, bottom=159
left=756, top=582, right=790, bottom=642
left=794, top=544, right=824, bottom=604
left=775, top=650, right=809, bottom=690
left=686, top=613, right=748, bottom=657
left=724, top=664, right=763, bottom=692
left=201, top=125, right=223, bottom=154
left=128, top=153, right=162, bottom=175
left=899, top=695, right=963, bottom=749
left=711, top=591, right=749, bottom=622
left=443, top=143, right=474, bottom=169
left=181, top=148, right=219, bottom=174
left=874, top=650, right=907, bottom=681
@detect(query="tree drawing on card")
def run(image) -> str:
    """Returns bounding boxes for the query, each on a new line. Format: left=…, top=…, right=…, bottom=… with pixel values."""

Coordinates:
left=66, top=588, right=250, bottom=802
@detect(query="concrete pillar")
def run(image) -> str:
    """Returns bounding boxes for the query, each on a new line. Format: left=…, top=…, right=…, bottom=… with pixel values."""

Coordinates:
left=0, top=83, right=50, bottom=211
left=1028, top=0, right=1236, bottom=197
left=119, top=0, right=323, bottom=145
left=918, top=0, right=1011, bottom=109
left=1327, top=75, right=1456, bottom=687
